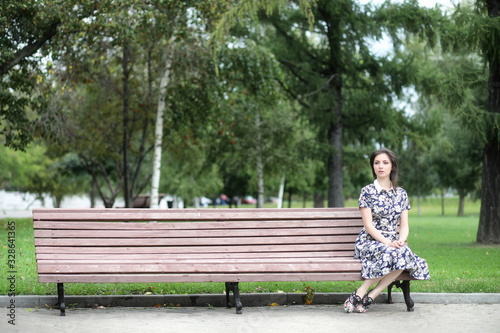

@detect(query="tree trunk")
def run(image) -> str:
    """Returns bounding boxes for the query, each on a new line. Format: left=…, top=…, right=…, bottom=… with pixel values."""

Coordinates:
left=326, top=20, right=344, bottom=208
left=458, top=193, right=465, bottom=217
left=122, top=43, right=131, bottom=208
left=90, top=178, right=96, bottom=208
left=417, top=196, right=422, bottom=217
left=327, top=111, right=344, bottom=208
left=53, top=195, right=62, bottom=208
left=256, top=109, right=264, bottom=208
left=477, top=0, right=500, bottom=243
left=441, top=188, right=445, bottom=216
left=313, top=193, right=324, bottom=208
left=477, top=133, right=500, bottom=243
left=150, top=41, right=175, bottom=209
left=277, top=175, right=285, bottom=208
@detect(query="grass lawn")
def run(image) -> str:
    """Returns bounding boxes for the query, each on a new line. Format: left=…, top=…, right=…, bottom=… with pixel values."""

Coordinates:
left=1, top=196, right=499, bottom=296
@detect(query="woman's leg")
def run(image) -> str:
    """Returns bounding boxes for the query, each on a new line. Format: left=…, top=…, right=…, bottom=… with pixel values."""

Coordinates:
left=363, top=269, right=404, bottom=300
left=355, top=277, right=380, bottom=298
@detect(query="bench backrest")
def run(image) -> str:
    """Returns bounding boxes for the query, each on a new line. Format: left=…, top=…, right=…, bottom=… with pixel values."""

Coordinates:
left=33, top=208, right=364, bottom=283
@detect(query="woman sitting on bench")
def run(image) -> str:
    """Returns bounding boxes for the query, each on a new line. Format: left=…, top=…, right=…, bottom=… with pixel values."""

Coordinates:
left=344, top=148, right=430, bottom=313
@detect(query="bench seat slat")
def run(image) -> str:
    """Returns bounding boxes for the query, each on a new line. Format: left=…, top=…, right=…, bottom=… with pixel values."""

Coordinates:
left=34, top=219, right=363, bottom=230
left=35, top=251, right=354, bottom=260
left=34, top=243, right=355, bottom=254
left=38, top=272, right=367, bottom=283
left=37, top=258, right=359, bottom=264
left=34, top=235, right=357, bottom=246
left=37, top=262, right=363, bottom=274
left=33, top=227, right=361, bottom=238
left=32, top=208, right=361, bottom=221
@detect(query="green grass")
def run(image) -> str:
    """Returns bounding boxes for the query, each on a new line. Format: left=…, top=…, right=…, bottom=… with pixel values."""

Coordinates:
left=1, top=196, right=499, bottom=296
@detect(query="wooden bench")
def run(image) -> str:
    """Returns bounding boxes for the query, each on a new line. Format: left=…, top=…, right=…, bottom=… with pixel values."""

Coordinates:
left=32, top=207, right=415, bottom=316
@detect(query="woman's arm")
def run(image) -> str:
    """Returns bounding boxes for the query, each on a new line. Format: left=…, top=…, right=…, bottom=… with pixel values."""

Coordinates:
left=398, top=209, right=409, bottom=245
left=360, top=207, right=405, bottom=249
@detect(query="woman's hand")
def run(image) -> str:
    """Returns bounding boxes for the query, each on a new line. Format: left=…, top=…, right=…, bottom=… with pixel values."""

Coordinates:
left=389, top=240, right=405, bottom=249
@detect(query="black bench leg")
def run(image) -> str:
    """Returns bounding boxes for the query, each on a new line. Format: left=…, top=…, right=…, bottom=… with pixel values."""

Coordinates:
left=225, top=282, right=234, bottom=308
left=401, top=280, right=414, bottom=312
left=386, top=281, right=395, bottom=304
left=225, top=282, right=243, bottom=314
left=385, top=280, right=414, bottom=312
left=57, top=283, right=66, bottom=316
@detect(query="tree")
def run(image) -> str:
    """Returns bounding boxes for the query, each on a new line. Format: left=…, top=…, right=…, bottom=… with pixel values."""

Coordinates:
left=212, top=40, right=298, bottom=208
left=0, top=1, right=98, bottom=149
left=150, top=1, right=228, bottom=208
left=437, top=0, right=500, bottom=242
left=433, top=118, right=482, bottom=216
left=36, top=1, right=227, bottom=208
left=241, top=1, right=442, bottom=207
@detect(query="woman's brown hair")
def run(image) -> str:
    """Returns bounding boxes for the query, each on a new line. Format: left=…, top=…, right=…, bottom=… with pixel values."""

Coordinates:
left=369, top=148, right=399, bottom=188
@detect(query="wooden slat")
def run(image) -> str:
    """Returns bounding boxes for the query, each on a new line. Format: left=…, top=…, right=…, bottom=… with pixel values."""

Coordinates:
left=33, top=207, right=361, bottom=221
left=34, top=243, right=355, bottom=254
left=34, top=235, right=357, bottom=247
left=35, top=251, right=354, bottom=260
left=37, top=258, right=360, bottom=265
left=33, top=227, right=361, bottom=238
left=38, top=272, right=365, bottom=283
left=37, top=262, right=362, bottom=274
left=37, top=272, right=412, bottom=283
left=33, top=219, right=364, bottom=230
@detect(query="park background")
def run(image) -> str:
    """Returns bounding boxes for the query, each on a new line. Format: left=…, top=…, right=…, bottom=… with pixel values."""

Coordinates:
left=1, top=0, right=499, bottom=297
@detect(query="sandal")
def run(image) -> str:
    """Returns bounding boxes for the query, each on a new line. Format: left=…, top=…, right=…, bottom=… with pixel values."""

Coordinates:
left=344, top=291, right=363, bottom=313
left=361, top=290, right=374, bottom=311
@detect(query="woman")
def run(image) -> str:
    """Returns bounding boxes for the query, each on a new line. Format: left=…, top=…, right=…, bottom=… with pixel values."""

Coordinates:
left=344, top=148, right=430, bottom=313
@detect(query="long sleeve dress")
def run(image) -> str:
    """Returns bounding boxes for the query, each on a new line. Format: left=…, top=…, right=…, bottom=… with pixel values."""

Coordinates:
left=354, top=180, right=430, bottom=280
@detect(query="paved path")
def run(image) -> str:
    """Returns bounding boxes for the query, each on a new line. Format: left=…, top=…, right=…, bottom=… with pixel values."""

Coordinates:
left=3, top=303, right=499, bottom=333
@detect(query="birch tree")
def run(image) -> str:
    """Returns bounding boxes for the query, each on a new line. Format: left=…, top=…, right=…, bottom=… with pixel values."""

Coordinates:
left=150, top=37, right=176, bottom=209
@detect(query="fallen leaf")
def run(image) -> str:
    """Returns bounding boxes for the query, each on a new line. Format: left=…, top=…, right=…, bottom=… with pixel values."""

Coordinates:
left=268, top=302, right=279, bottom=306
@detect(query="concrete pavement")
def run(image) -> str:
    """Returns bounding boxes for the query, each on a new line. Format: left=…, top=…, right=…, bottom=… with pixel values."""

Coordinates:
left=2, top=293, right=499, bottom=333
left=2, top=303, right=499, bottom=333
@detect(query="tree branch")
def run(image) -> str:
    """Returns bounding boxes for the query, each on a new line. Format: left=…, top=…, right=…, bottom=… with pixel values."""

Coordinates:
left=0, top=20, right=61, bottom=76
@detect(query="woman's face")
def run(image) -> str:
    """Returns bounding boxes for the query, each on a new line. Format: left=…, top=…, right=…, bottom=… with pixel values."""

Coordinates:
left=373, top=153, right=392, bottom=179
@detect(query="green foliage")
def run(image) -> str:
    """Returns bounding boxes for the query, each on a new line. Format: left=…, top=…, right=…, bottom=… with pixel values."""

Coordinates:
left=31, top=1, right=231, bottom=207
left=0, top=145, right=47, bottom=191
left=0, top=1, right=97, bottom=149
left=430, top=116, right=483, bottom=197
left=436, top=0, right=500, bottom=141
left=159, top=136, right=223, bottom=205
left=0, top=144, right=89, bottom=205
left=211, top=0, right=316, bottom=51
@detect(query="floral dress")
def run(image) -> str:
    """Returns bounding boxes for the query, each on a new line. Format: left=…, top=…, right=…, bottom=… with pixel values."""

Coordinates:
left=354, top=180, right=430, bottom=280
